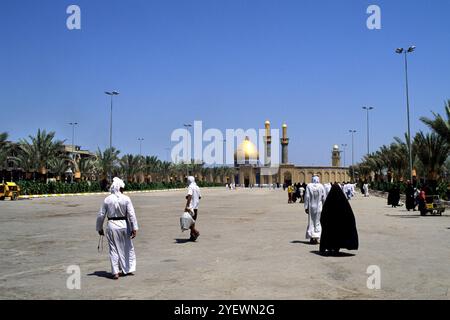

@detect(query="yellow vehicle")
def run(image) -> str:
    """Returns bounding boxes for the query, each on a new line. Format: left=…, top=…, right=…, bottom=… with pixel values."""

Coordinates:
left=0, top=182, right=20, bottom=201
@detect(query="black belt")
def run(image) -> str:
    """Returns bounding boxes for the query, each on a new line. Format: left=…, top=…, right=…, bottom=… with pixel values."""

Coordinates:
left=108, top=217, right=127, bottom=221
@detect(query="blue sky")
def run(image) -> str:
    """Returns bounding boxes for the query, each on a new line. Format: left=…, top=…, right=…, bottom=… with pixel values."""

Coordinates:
left=1, top=0, right=450, bottom=166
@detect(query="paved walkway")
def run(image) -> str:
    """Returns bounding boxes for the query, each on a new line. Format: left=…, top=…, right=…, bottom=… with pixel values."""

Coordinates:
left=0, top=188, right=449, bottom=299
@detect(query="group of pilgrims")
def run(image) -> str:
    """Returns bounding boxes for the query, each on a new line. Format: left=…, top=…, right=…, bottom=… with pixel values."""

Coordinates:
left=389, top=180, right=431, bottom=215
left=297, top=176, right=359, bottom=254
left=287, top=181, right=360, bottom=203
left=96, top=176, right=201, bottom=280
left=96, top=175, right=359, bottom=280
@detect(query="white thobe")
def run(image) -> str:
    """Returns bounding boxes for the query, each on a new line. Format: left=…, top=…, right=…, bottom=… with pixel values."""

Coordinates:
left=304, top=183, right=325, bottom=239
left=96, top=193, right=139, bottom=275
left=363, top=184, right=369, bottom=197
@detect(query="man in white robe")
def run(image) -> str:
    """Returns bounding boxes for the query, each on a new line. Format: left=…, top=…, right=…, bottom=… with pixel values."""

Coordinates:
left=304, top=175, right=326, bottom=244
left=363, top=183, right=369, bottom=197
left=96, top=177, right=138, bottom=280
left=185, top=176, right=202, bottom=241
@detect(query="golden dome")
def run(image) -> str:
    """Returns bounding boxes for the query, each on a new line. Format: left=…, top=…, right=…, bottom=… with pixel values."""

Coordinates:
left=265, top=120, right=270, bottom=125
left=282, top=123, right=287, bottom=128
left=234, top=136, right=259, bottom=164
left=333, top=144, right=339, bottom=150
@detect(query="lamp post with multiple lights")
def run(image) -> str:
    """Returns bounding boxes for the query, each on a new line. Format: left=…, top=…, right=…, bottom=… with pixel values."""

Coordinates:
left=138, top=138, right=144, bottom=156
left=362, top=107, right=374, bottom=156
left=341, top=143, right=348, bottom=167
left=105, top=91, right=120, bottom=150
left=68, top=122, right=78, bottom=155
left=349, top=130, right=357, bottom=182
left=183, top=123, right=192, bottom=178
left=396, top=46, right=416, bottom=182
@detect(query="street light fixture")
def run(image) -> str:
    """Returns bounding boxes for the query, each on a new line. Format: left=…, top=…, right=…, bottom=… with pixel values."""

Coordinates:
left=183, top=123, right=192, bottom=178
left=138, top=138, right=144, bottom=156
left=362, top=107, right=374, bottom=156
left=396, top=45, right=416, bottom=182
left=349, top=130, right=357, bottom=182
left=341, top=143, right=348, bottom=167
left=68, top=122, right=78, bottom=155
left=105, top=91, right=120, bottom=150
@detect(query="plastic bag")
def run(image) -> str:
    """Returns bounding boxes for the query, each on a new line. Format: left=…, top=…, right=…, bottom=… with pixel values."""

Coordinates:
left=180, top=211, right=195, bottom=231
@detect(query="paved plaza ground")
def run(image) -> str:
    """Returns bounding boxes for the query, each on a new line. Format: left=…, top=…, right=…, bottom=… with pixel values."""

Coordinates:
left=0, top=188, right=449, bottom=300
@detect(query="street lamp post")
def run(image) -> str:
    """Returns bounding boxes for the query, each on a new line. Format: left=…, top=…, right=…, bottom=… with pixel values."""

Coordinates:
left=105, top=91, right=120, bottom=150
left=396, top=46, right=416, bottom=182
left=349, top=130, right=357, bottom=182
left=341, top=144, right=348, bottom=167
left=183, top=123, right=192, bottom=178
left=165, top=147, right=171, bottom=162
left=68, top=122, right=78, bottom=155
left=362, top=107, right=374, bottom=156
left=138, top=138, right=144, bottom=156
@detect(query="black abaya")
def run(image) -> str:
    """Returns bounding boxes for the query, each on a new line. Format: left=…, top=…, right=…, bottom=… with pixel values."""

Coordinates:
left=320, top=184, right=359, bottom=253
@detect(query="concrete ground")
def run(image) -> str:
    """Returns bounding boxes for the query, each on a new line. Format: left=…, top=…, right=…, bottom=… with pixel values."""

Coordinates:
left=0, top=188, right=449, bottom=300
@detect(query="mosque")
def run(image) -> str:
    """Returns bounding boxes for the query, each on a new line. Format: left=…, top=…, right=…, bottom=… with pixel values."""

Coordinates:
left=232, top=121, right=350, bottom=187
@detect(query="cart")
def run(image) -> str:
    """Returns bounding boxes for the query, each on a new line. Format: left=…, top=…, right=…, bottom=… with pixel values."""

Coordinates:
left=421, top=195, right=445, bottom=216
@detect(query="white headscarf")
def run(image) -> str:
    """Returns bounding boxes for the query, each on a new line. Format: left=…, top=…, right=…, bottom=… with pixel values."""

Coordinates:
left=187, top=176, right=197, bottom=186
left=312, top=175, right=320, bottom=184
left=110, top=177, right=125, bottom=209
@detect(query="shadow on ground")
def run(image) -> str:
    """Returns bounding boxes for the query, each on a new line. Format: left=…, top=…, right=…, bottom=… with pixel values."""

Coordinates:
left=174, top=238, right=193, bottom=244
left=87, top=271, right=111, bottom=279
left=291, top=240, right=316, bottom=245
left=310, top=250, right=356, bottom=257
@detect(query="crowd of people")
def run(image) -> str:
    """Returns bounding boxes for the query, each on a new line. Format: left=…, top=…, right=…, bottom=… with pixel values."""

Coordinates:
left=286, top=181, right=358, bottom=203
left=389, top=180, right=432, bottom=215
left=95, top=175, right=361, bottom=280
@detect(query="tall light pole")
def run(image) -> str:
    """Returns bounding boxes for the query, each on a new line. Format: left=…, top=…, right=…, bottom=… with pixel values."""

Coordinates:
left=362, top=107, right=374, bottom=156
left=396, top=46, right=416, bottom=182
left=105, top=91, right=120, bottom=150
left=341, top=143, right=348, bottom=167
left=183, top=123, right=192, bottom=178
left=138, top=138, right=144, bottom=156
left=349, top=130, right=357, bottom=182
left=68, top=122, right=78, bottom=155
left=165, top=147, right=171, bottom=162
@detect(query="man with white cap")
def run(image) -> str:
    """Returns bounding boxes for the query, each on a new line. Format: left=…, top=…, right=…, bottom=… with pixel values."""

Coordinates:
left=96, top=177, right=138, bottom=280
left=304, top=175, right=326, bottom=244
left=185, top=176, right=202, bottom=241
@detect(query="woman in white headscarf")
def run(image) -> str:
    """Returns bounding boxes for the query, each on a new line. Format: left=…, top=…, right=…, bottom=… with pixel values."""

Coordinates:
left=304, top=175, right=326, bottom=244
left=185, top=176, right=202, bottom=241
left=96, top=177, right=139, bottom=280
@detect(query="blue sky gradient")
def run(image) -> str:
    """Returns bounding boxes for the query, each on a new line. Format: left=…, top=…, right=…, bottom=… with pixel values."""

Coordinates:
left=1, top=0, right=450, bottom=166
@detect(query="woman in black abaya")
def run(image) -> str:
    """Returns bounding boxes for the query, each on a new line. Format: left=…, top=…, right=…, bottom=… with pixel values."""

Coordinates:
left=320, top=184, right=359, bottom=255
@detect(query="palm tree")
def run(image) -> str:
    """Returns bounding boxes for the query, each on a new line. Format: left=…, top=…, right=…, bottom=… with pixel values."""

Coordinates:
left=95, top=147, right=120, bottom=181
left=77, top=157, right=97, bottom=181
left=144, top=156, right=160, bottom=182
left=120, top=154, right=143, bottom=182
left=48, top=157, right=71, bottom=181
left=0, top=132, right=10, bottom=170
left=413, top=131, right=449, bottom=181
left=19, top=129, right=65, bottom=179
left=420, top=100, right=450, bottom=143
left=159, top=161, right=172, bottom=182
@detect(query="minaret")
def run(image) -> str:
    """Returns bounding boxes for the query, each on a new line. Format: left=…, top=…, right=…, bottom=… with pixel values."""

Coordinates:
left=281, top=123, right=289, bottom=164
left=332, top=145, right=341, bottom=167
left=264, top=120, right=271, bottom=166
